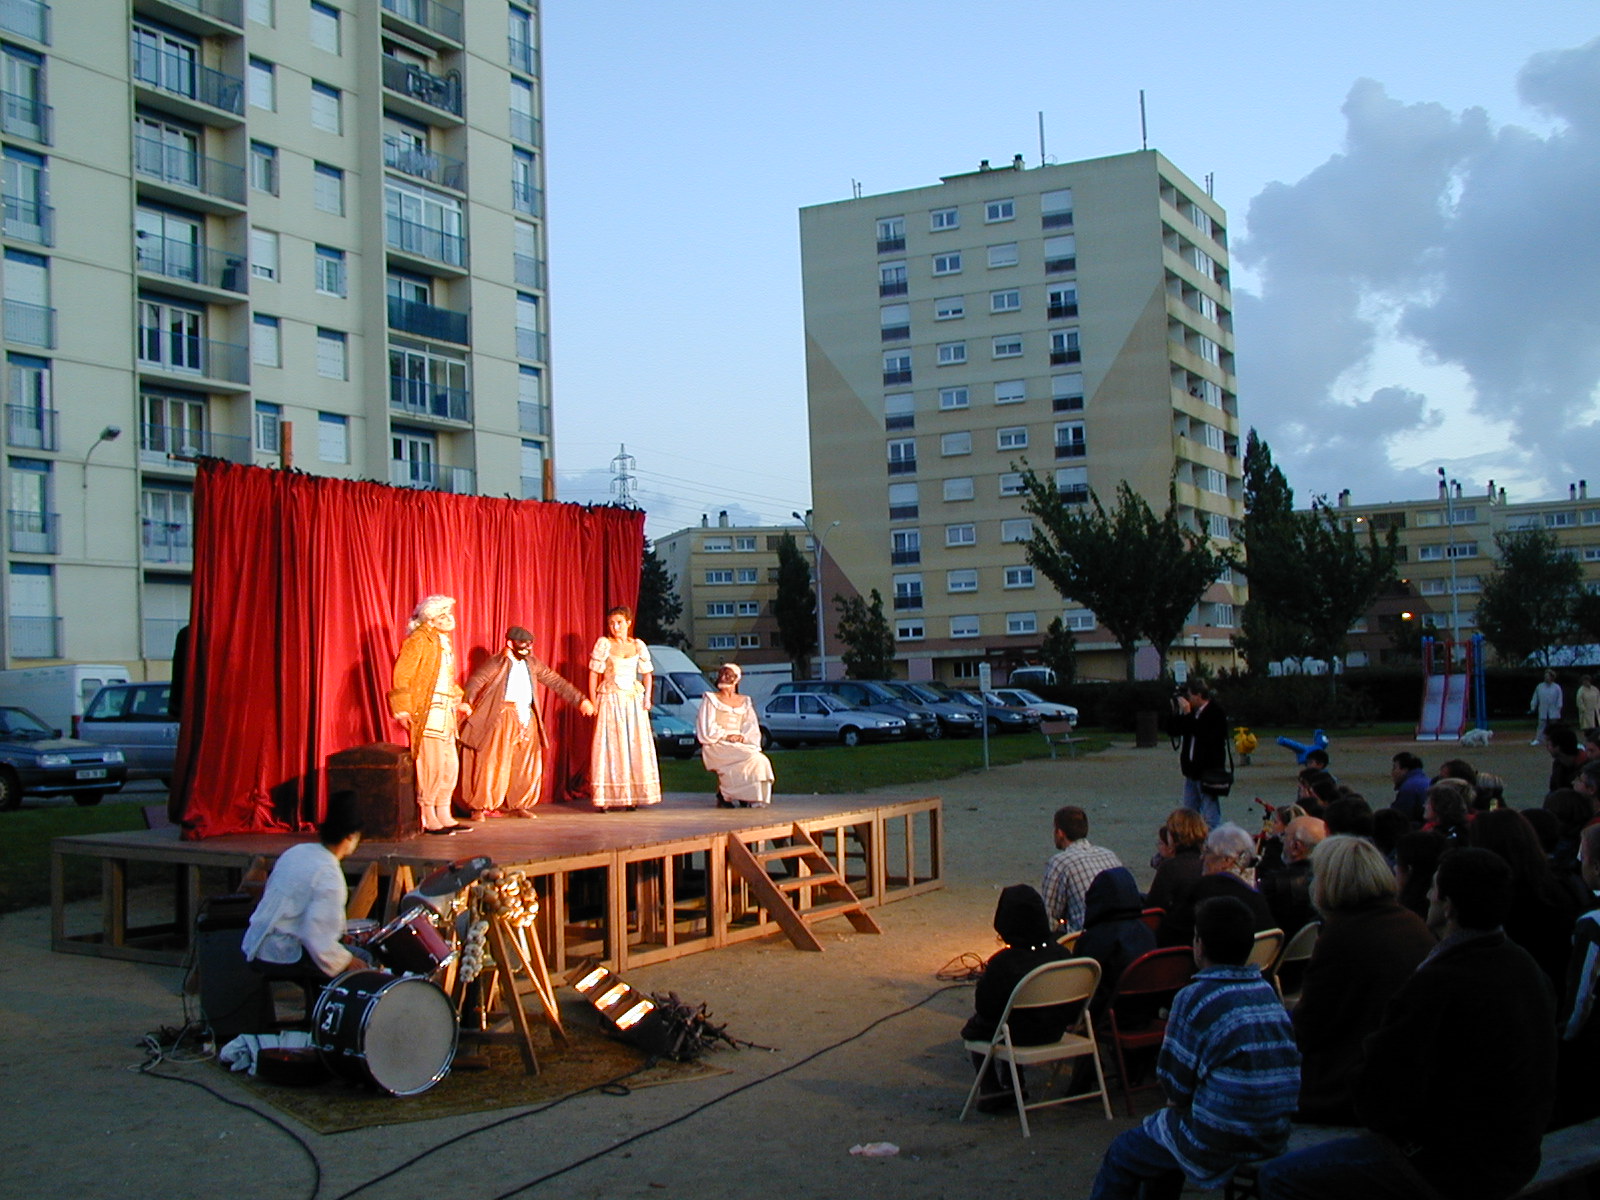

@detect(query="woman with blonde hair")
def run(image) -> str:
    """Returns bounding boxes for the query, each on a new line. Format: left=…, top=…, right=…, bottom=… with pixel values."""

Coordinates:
left=1292, top=835, right=1436, bottom=1124
left=1145, top=808, right=1208, bottom=915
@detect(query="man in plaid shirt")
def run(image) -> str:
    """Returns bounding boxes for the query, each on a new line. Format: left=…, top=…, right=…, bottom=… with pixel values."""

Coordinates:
left=1041, top=805, right=1123, bottom=933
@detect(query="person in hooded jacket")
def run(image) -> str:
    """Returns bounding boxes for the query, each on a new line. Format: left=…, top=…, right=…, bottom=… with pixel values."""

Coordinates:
left=962, top=883, right=1076, bottom=1111
left=1076, top=866, right=1158, bottom=1016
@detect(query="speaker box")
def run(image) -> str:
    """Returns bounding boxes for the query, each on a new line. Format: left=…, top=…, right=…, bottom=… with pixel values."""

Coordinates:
left=325, top=741, right=418, bottom=840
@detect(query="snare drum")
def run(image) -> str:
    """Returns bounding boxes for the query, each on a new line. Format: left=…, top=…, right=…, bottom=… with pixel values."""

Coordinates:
left=344, top=918, right=379, bottom=943
left=312, top=969, right=458, bottom=1096
left=368, top=906, right=454, bottom=976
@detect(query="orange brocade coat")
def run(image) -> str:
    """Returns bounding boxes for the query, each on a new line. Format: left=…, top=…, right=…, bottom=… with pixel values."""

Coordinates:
left=387, top=625, right=462, bottom=756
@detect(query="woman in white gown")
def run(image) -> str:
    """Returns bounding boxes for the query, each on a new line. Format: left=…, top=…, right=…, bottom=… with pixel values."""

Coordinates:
left=696, top=662, right=774, bottom=807
left=586, top=606, right=661, bottom=810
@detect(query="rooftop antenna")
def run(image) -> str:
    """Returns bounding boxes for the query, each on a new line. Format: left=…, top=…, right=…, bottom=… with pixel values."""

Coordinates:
left=1205, top=172, right=1215, bottom=197
left=1038, top=111, right=1046, bottom=167
left=1139, top=89, right=1148, bottom=151
left=609, top=443, right=638, bottom=508
left=851, top=178, right=862, bottom=199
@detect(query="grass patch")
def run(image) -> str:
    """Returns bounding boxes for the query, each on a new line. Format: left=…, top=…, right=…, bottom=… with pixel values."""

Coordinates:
left=0, top=803, right=150, bottom=915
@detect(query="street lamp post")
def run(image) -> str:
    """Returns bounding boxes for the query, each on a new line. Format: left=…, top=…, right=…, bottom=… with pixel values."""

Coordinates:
left=1438, top=468, right=1461, bottom=658
left=793, top=510, right=840, bottom=680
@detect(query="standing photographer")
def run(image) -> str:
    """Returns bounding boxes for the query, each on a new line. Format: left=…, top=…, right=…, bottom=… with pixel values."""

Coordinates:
left=1175, top=679, right=1229, bottom=829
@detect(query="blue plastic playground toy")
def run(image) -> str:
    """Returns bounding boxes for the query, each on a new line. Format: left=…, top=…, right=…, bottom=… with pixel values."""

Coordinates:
left=1276, top=730, right=1329, bottom=764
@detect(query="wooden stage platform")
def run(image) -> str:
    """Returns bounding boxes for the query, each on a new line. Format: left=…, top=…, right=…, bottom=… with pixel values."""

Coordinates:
left=52, top=792, right=942, bottom=972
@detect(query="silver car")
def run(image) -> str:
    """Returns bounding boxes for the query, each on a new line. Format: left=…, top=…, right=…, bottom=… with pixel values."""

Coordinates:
left=759, top=691, right=906, bottom=748
left=77, top=682, right=177, bottom=782
left=988, top=688, right=1079, bottom=727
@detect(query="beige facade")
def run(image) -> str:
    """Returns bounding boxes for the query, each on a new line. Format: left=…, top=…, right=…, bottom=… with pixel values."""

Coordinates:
left=799, top=151, right=1242, bottom=683
left=657, top=515, right=806, bottom=666
left=0, top=0, right=551, bottom=674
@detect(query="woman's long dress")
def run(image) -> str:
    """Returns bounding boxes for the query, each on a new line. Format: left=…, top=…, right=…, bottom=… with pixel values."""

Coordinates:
left=696, top=690, right=774, bottom=806
left=587, top=638, right=661, bottom=809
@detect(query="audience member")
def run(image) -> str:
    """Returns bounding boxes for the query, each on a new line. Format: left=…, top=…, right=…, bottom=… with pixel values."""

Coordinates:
left=1394, top=831, right=1447, bottom=921
left=1257, top=816, right=1326, bottom=938
left=1556, top=823, right=1600, bottom=1127
left=1370, top=808, right=1410, bottom=865
left=1470, top=807, right=1585, bottom=991
left=1075, top=866, right=1157, bottom=1015
left=1574, top=759, right=1600, bottom=824
left=1040, top=805, right=1122, bottom=934
left=1258, top=848, right=1557, bottom=1200
left=1420, top=779, right=1471, bottom=844
left=1145, top=808, right=1208, bottom=916
left=1543, top=722, right=1588, bottom=793
left=1295, top=769, right=1338, bottom=819
left=1435, top=757, right=1478, bottom=787
left=1089, top=896, right=1300, bottom=1200
left=1158, top=823, right=1274, bottom=948
left=1472, top=770, right=1505, bottom=813
left=1255, top=803, right=1306, bottom=875
left=1578, top=672, right=1600, bottom=735
left=1542, top=788, right=1593, bottom=874
left=1303, top=747, right=1331, bottom=776
left=1388, top=752, right=1429, bottom=825
left=1290, top=836, right=1436, bottom=1125
left=1322, top=795, right=1374, bottom=839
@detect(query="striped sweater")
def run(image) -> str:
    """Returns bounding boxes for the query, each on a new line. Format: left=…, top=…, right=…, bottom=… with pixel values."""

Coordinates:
left=1144, top=964, right=1302, bottom=1189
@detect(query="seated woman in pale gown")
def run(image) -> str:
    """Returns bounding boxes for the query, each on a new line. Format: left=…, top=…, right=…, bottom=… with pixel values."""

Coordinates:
left=696, top=663, right=774, bottom=807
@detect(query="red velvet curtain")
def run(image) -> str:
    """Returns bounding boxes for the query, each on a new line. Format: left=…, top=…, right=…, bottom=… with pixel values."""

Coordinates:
left=173, top=461, right=644, bottom=839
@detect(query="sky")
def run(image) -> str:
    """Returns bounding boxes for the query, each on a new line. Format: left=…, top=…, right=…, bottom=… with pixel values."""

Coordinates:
left=540, top=2, right=1600, bottom=539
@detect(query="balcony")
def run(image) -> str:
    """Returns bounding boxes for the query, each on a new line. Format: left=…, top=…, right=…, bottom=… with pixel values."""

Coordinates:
left=1047, top=302, right=1079, bottom=320
left=876, top=236, right=905, bottom=254
left=389, top=375, right=470, bottom=423
left=880, top=324, right=909, bottom=342
left=509, top=37, right=539, bottom=76
left=382, top=136, right=464, bottom=190
left=515, top=328, right=545, bottom=361
left=878, top=279, right=908, bottom=298
left=517, top=400, right=546, bottom=436
left=136, top=235, right=247, bottom=294
left=389, top=459, right=474, bottom=494
left=381, top=55, right=462, bottom=121
left=8, top=509, right=57, bottom=553
left=892, top=594, right=923, bottom=612
left=6, top=404, right=56, bottom=450
left=887, top=457, right=916, bottom=476
left=140, top=422, right=250, bottom=466
left=509, top=110, right=541, bottom=147
left=380, top=0, right=462, bottom=46
left=0, top=0, right=48, bottom=44
left=131, top=43, right=244, bottom=120
left=1042, top=210, right=1073, bottom=229
left=135, top=0, right=242, bottom=35
left=511, top=179, right=542, bottom=216
left=1050, top=349, right=1081, bottom=365
left=882, top=369, right=912, bottom=386
left=0, top=90, right=49, bottom=143
left=142, top=519, right=194, bottom=565
left=9, top=614, right=59, bottom=658
left=1052, top=394, right=1084, bottom=412
left=134, top=136, right=245, bottom=208
left=143, top=617, right=184, bottom=660
left=1, top=193, right=50, bottom=246
left=514, top=253, right=543, bottom=289
left=385, top=213, right=465, bottom=269
left=888, top=504, right=917, bottom=521
left=387, top=295, right=467, bottom=343
left=1055, top=442, right=1086, bottom=459
left=1044, top=255, right=1076, bottom=274
left=137, top=331, right=249, bottom=384
left=3, top=299, right=54, bottom=348
left=890, top=550, right=920, bottom=566
left=1058, top=485, right=1089, bottom=505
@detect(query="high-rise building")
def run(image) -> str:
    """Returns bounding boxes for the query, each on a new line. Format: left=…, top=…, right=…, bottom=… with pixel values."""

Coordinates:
left=0, top=0, right=551, bottom=671
left=656, top=514, right=805, bottom=666
left=800, top=150, right=1242, bottom=683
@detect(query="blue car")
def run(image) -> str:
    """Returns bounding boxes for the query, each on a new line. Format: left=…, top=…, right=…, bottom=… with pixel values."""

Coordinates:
left=0, top=705, right=127, bottom=809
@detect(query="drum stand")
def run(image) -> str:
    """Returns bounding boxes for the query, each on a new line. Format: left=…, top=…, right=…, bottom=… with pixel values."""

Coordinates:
left=455, top=913, right=566, bottom=1075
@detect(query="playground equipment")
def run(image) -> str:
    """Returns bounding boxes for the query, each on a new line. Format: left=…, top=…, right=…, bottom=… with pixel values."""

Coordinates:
left=1417, top=634, right=1485, bottom=741
left=1276, top=730, right=1329, bottom=764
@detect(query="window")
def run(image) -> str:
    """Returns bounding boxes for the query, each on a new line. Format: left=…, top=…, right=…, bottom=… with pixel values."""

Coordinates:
left=1004, top=566, right=1035, bottom=589
left=1044, top=234, right=1076, bottom=273
left=250, top=228, right=278, bottom=280
left=249, top=142, right=278, bottom=194
left=987, top=243, right=1018, bottom=268
left=738, top=634, right=761, bottom=649
left=947, top=570, right=978, bottom=593
left=940, top=431, right=971, bottom=456
left=734, top=536, right=757, bottom=552
left=512, top=148, right=539, bottom=213
left=896, top=620, right=925, bottom=641
left=887, top=438, right=916, bottom=474
left=316, top=328, right=347, bottom=378
left=313, top=163, right=344, bottom=215
left=994, top=379, right=1026, bottom=406
left=883, top=351, right=911, bottom=385
left=1056, top=467, right=1088, bottom=504
left=1055, top=421, right=1086, bottom=459
left=1002, top=518, right=1032, bottom=543
left=1451, top=505, right=1477, bottom=524
left=1048, top=285, right=1078, bottom=318
left=136, top=298, right=199, bottom=370
left=248, top=0, right=274, bottom=24
left=876, top=215, right=905, bottom=253
left=1052, top=373, right=1085, bottom=411
left=317, top=412, right=348, bottom=462
left=248, top=58, right=275, bottom=110
left=893, top=573, right=923, bottom=610
left=1547, top=511, right=1577, bottom=528
left=930, top=207, right=958, bottom=231
left=880, top=303, right=910, bottom=341
left=1063, top=609, right=1096, bottom=632
left=517, top=291, right=543, bottom=359
left=255, top=400, right=281, bottom=452
left=0, top=44, right=46, bottom=144
left=2, top=147, right=47, bottom=244
left=702, top=536, right=732, bottom=552
left=510, top=77, right=536, bottom=142
left=7, top=353, right=50, bottom=449
left=943, top=477, right=974, bottom=502
left=997, top=426, right=1028, bottom=450
left=509, top=5, right=536, bottom=72
left=1050, top=328, right=1081, bottom=364
left=310, top=1, right=340, bottom=53
left=705, top=601, right=734, bottom=617
left=314, top=246, right=346, bottom=296
left=884, top=392, right=914, bottom=431
left=735, top=567, right=758, bottom=584
left=705, top=569, right=733, bottom=585
left=998, top=472, right=1025, bottom=497
left=1006, top=612, right=1037, bottom=635
left=888, top=481, right=918, bottom=519
left=1202, top=467, right=1227, bottom=495
left=1209, top=512, right=1233, bottom=540
left=992, top=335, right=1023, bottom=359
left=1041, top=188, right=1074, bottom=227
left=251, top=314, right=280, bottom=366
left=939, top=386, right=969, bottom=410
left=933, top=252, right=962, bottom=275
left=985, top=198, right=1015, bottom=223
left=891, top=528, right=920, bottom=565
left=737, top=601, right=760, bottom=616
left=950, top=614, right=979, bottom=639
left=990, top=289, right=1021, bottom=313
left=1418, top=542, right=1478, bottom=560
left=8, top=456, right=50, bottom=552
left=707, top=634, right=736, bottom=651
left=879, top=260, right=907, bottom=295
left=310, top=82, right=341, bottom=133
left=946, top=524, right=976, bottom=547
left=935, top=296, right=965, bottom=321
left=937, top=341, right=966, bottom=366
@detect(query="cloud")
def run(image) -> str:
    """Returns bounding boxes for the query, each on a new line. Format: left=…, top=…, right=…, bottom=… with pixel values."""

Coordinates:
left=1235, top=38, right=1600, bottom=505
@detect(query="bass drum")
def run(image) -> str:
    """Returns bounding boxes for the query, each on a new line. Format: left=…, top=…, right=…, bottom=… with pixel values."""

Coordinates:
left=312, top=969, right=458, bottom=1096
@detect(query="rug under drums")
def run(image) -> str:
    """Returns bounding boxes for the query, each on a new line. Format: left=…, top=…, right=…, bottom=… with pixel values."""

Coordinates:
left=234, top=1011, right=731, bottom=1135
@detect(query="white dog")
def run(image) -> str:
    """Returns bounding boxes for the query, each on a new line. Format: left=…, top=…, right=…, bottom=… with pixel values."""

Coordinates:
left=1459, top=727, right=1493, bottom=747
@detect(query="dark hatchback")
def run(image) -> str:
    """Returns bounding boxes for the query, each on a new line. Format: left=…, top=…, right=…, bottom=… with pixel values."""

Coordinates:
left=0, top=705, right=127, bottom=809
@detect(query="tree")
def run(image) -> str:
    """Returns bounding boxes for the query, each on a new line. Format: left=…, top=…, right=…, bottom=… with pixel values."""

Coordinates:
left=772, top=533, right=817, bottom=675
left=832, top=589, right=895, bottom=679
left=1020, top=469, right=1233, bottom=679
left=1475, top=528, right=1583, bottom=665
left=634, top=539, right=687, bottom=648
left=1039, top=616, right=1078, bottom=685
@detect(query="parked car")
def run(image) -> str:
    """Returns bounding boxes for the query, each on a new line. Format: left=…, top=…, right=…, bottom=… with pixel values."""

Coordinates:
left=77, top=682, right=177, bottom=781
left=0, top=705, right=127, bottom=809
left=649, top=709, right=700, bottom=760
left=922, top=683, right=1042, bottom=735
left=1008, top=666, right=1058, bottom=689
left=759, top=691, right=906, bottom=748
left=875, top=680, right=983, bottom=737
left=772, top=679, right=941, bottom=739
left=988, top=688, right=1079, bottom=727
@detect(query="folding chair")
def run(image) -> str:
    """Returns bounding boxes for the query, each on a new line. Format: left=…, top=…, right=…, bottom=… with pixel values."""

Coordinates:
left=1247, top=928, right=1285, bottom=987
left=1139, top=906, right=1165, bottom=935
left=959, top=958, right=1112, bottom=1136
left=1101, top=945, right=1196, bottom=1116
left=1272, top=921, right=1320, bottom=1007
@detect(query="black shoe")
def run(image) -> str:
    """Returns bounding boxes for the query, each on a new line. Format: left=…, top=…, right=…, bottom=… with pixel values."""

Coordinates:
left=447, top=823, right=473, bottom=832
left=716, top=794, right=734, bottom=808
left=424, top=827, right=457, bottom=836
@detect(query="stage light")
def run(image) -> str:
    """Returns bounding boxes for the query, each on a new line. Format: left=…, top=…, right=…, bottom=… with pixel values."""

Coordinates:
left=573, top=966, right=610, bottom=993
left=565, top=960, right=673, bottom=1056
left=595, top=982, right=630, bottom=1011
left=614, top=999, right=656, bottom=1030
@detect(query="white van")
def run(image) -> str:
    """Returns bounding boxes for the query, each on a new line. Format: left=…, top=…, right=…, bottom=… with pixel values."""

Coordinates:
left=647, top=645, right=715, bottom=726
left=0, top=663, right=132, bottom=734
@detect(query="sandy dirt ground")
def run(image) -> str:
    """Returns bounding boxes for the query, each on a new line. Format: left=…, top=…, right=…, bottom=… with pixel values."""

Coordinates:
left=0, top=731, right=1559, bottom=1200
